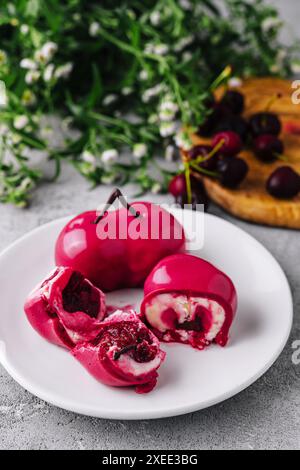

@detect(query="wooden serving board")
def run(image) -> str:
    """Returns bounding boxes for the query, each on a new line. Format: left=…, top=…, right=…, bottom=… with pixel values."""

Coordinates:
left=188, top=78, right=300, bottom=229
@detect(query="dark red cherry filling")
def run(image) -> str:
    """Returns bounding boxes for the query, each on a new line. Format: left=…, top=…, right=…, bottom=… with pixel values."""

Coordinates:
left=161, top=305, right=212, bottom=333
left=95, top=322, right=157, bottom=363
left=62, top=271, right=100, bottom=318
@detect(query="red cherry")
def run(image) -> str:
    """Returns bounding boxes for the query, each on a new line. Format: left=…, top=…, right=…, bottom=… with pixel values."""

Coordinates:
left=266, top=166, right=300, bottom=199
left=253, top=134, right=284, bottom=163
left=212, top=131, right=242, bottom=156
left=55, top=201, right=185, bottom=292
left=168, top=173, right=186, bottom=197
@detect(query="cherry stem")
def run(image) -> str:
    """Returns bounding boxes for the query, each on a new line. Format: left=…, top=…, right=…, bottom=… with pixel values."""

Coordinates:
left=113, top=344, right=136, bottom=361
left=189, top=161, right=218, bottom=178
left=265, top=93, right=282, bottom=113
left=276, top=153, right=288, bottom=162
left=93, top=188, right=140, bottom=224
left=194, top=138, right=225, bottom=165
left=209, top=65, right=232, bottom=92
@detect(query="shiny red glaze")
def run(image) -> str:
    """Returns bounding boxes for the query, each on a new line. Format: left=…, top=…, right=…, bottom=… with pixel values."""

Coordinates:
left=55, top=203, right=186, bottom=292
left=141, top=254, right=237, bottom=347
left=72, top=310, right=166, bottom=394
left=24, top=267, right=106, bottom=349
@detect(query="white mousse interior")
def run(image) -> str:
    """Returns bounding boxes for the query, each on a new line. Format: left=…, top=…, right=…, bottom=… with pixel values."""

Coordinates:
left=145, top=293, right=225, bottom=342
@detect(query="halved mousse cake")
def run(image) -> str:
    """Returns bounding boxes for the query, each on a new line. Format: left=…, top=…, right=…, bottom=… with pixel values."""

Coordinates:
left=72, top=310, right=166, bottom=393
left=141, top=254, right=237, bottom=350
left=24, top=267, right=106, bottom=348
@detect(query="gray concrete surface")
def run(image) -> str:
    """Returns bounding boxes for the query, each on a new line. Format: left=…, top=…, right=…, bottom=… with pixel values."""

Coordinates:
left=0, top=162, right=299, bottom=450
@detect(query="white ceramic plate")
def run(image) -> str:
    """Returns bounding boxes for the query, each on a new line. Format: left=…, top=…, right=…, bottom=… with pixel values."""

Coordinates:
left=0, top=211, right=293, bottom=420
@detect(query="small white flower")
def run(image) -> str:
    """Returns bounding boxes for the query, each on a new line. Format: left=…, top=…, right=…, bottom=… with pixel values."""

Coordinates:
left=0, top=50, right=7, bottom=66
left=139, top=70, right=149, bottom=81
left=262, top=17, right=282, bottom=32
left=81, top=150, right=96, bottom=165
left=182, top=51, right=192, bottom=62
left=174, top=35, right=194, bottom=52
left=153, top=44, right=169, bottom=56
left=228, top=77, right=243, bottom=88
left=25, top=70, right=40, bottom=84
left=0, top=123, right=9, bottom=135
left=159, top=121, right=178, bottom=137
left=21, top=89, right=36, bottom=106
left=179, top=0, right=192, bottom=10
left=54, top=62, right=73, bottom=79
left=20, top=58, right=37, bottom=70
left=101, top=149, right=119, bottom=165
left=41, top=41, right=58, bottom=60
left=150, top=11, right=161, bottom=26
left=14, top=115, right=29, bottom=130
left=122, top=87, right=132, bottom=96
left=89, top=22, right=100, bottom=37
left=165, top=144, right=176, bottom=162
left=20, top=24, right=29, bottom=35
left=0, top=81, right=7, bottom=107
left=151, top=183, right=162, bottom=194
left=73, top=13, right=81, bottom=22
left=174, top=130, right=192, bottom=150
left=291, top=60, right=300, bottom=75
left=145, top=43, right=155, bottom=54
left=62, top=117, right=73, bottom=132
left=35, top=42, right=57, bottom=63
left=103, top=94, right=118, bottom=106
left=159, top=100, right=179, bottom=122
left=43, top=63, right=55, bottom=82
left=133, top=143, right=147, bottom=159
left=148, top=114, right=159, bottom=124
left=270, top=64, right=280, bottom=73
left=142, top=84, right=164, bottom=103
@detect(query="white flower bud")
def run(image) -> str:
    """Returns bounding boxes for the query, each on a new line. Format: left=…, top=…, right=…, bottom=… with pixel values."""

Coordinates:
left=101, top=149, right=119, bottom=165
left=262, top=17, right=282, bottom=32
left=89, top=22, right=100, bottom=37
left=43, top=63, right=55, bottom=82
left=25, top=70, right=40, bottom=84
left=14, top=115, right=29, bottom=130
left=103, top=94, right=118, bottom=106
left=159, top=121, right=178, bottom=137
left=139, top=70, right=149, bottom=81
left=150, top=11, right=161, bottom=26
left=153, top=44, right=169, bottom=56
left=151, top=183, right=162, bottom=194
left=228, top=77, right=243, bottom=88
left=165, top=145, right=176, bottom=162
left=41, top=42, right=58, bottom=60
left=133, top=143, right=147, bottom=159
left=82, top=150, right=96, bottom=165
left=20, top=24, right=29, bottom=34
left=20, top=58, right=37, bottom=70
left=54, top=62, right=73, bottom=79
left=174, top=130, right=192, bottom=150
left=0, top=81, right=7, bottom=107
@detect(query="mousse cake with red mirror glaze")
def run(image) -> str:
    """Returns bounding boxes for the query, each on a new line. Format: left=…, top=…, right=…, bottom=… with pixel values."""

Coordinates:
left=24, top=190, right=238, bottom=394
left=141, top=254, right=237, bottom=350
left=72, top=310, right=166, bottom=394
left=24, top=267, right=106, bottom=348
